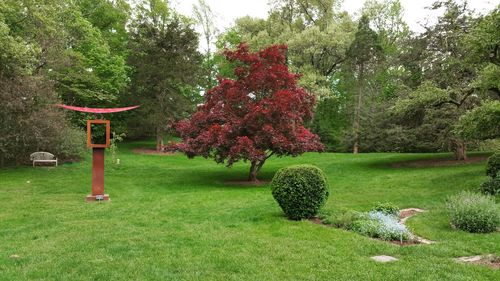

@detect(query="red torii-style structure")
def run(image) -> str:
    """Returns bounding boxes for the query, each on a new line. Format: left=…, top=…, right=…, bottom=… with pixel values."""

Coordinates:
left=57, top=104, right=139, bottom=202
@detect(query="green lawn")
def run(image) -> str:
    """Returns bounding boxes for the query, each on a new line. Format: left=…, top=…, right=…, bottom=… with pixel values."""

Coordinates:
left=0, top=142, right=498, bottom=280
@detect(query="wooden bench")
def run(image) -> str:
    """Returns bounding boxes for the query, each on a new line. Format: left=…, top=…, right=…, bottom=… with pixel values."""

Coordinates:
left=30, top=152, right=58, bottom=167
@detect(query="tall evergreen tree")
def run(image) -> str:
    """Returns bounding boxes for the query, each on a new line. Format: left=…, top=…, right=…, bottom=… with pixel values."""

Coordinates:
left=126, top=0, right=202, bottom=151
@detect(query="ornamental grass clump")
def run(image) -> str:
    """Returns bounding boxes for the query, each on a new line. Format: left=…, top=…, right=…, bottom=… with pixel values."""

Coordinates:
left=271, top=165, right=329, bottom=220
left=446, top=191, right=500, bottom=233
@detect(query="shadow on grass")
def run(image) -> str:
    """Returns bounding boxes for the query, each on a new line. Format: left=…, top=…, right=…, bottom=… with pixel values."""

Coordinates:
left=363, top=152, right=491, bottom=171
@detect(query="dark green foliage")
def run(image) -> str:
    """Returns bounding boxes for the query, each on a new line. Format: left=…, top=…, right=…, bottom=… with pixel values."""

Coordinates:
left=446, top=191, right=500, bottom=233
left=0, top=76, right=86, bottom=166
left=479, top=175, right=500, bottom=196
left=372, top=202, right=399, bottom=216
left=350, top=219, right=380, bottom=238
left=486, top=152, right=500, bottom=178
left=126, top=1, right=202, bottom=148
left=319, top=209, right=364, bottom=229
left=271, top=165, right=329, bottom=220
left=311, top=97, right=347, bottom=151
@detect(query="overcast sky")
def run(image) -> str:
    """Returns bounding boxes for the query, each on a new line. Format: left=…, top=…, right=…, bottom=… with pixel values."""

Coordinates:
left=171, top=0, right=499, bottom=34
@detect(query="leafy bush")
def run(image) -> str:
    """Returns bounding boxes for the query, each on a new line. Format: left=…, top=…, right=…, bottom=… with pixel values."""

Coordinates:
left=320, top=209, right=364, bottom=229
left=479, top=175, right=500, bottom=196
left=351, top=211, right=411, bottom=241
left=372, top=202, right=400, bottom=216
left=271, top=165, right=329, bottom=220
left=486, top=152, right=500, bottom=178
left=350, top=219, right=381, bottom=238
left=446, top=191, right=500, bottom=233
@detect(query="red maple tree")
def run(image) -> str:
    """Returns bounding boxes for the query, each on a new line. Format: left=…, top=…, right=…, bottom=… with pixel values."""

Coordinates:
left=173, top=44, right=324, bottom=181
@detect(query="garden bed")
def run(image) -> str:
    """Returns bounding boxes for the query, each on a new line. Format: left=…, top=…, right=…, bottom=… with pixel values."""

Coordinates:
left=311, top=207, right=435, bottom=246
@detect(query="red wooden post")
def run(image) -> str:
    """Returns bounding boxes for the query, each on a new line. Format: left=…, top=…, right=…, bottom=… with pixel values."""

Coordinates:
left=86, top=120, right=111, bottom=202
left=86, top=148, right=109, bottom=201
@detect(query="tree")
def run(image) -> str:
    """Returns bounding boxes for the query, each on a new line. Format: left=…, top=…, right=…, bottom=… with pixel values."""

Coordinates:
left=455, top=100, right=500, bottom=141
left=126, top=0, right=202, bottom=150
left=193, top=0, right=219, bottom=89
left=0, top=2, right=86, bottom=166
left=1, top=0, right=130, bottom=131
left=173, top=44, right=324, bottom=181
left=390, top=1, right=499, bottom=159
left=344, top=15, right=383, bottom=153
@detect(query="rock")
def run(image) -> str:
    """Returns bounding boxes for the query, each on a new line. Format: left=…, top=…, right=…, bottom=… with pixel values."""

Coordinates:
left=371, top=255, right=398, bottom=263
left=9, top=254, right=20, bottom=259
left=456, top=255, right=484, bottom=263
left=414, top=237, right=436, bottom=245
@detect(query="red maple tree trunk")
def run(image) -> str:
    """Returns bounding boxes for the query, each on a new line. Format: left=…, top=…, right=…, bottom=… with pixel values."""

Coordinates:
left=248, top=160, right=266, bottom=182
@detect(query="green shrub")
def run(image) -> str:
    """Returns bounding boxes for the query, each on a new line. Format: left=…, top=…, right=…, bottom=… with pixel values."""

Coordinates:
left=446, top=191, right=500, bottom=233
left=479, top=175, right=500, bottom=196
left=350, top=219, right=381, bottom=237
left=271, top=164, right=329, bottom=220
left=372, top=202, right=400, bottom=216
left=486, top=152, right=500, bottom=178
left=320, top=209, right=364, bottom=229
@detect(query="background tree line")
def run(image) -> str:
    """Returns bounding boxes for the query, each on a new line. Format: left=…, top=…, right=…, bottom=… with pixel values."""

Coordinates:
left=0, top=0, right=201, bottom=165
left=1, top=0, right=498, bottom=166
left=210, top=0, right=499, bottom=159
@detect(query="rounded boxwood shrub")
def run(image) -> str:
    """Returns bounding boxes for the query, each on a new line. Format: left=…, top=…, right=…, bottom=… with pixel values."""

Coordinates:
left=446, top=191, right=500, bottom=233
left=486, top=152, right=500, bottom=178
left=271, top=164, right=329, bottom=220
left=479, top=175, right=500, bottom=196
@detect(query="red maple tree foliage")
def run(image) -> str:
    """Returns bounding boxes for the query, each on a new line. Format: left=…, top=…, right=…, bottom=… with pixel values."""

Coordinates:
left=173, top=43, right=324, bottom=181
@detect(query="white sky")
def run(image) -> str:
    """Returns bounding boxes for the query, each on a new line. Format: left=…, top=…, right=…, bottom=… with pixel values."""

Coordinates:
left=172, top=0, right=499, bottom=34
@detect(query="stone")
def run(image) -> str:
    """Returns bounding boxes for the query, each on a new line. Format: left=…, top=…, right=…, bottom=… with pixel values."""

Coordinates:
left=456, top=255, right=484, bottom=263
left=9, top=254, right=20, bottom=259
left=371, top=255, right=398, bottom=263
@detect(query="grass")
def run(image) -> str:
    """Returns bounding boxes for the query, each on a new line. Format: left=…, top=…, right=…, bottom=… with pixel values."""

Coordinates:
left=0, top=141, right=499, bottom=280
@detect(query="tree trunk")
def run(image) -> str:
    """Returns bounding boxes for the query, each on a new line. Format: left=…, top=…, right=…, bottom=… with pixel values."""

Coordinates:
left=248, top=159, right=267, bottom=182
left=453, top=140, right=467, bottom=161
left=248, top=160, right=259, bottom=182
left=353, top=63, right=364, bottom=154
left=156, top=127, right=163, bottom=152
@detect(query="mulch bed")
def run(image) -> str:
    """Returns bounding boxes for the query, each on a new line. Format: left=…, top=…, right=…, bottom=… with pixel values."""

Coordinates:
left=389, top=240, right=421, bottom=246
left=132, top=148, right=175, bottom=156
left=309, top=217, right=324, bottom=225
left=389, top=155, right=488, bottom=168
left=456, top=255, right=500, bottom=270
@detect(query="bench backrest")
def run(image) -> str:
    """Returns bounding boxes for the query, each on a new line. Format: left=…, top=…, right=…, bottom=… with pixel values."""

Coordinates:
left=30, top=152, right=56, bottom=161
